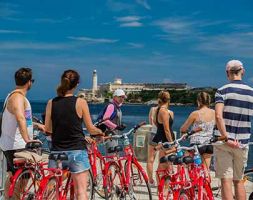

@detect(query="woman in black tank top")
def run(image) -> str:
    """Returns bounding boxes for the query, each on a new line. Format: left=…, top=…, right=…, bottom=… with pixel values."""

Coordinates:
left=45, top=70, right=103, bottom=200
left=152, top=91, right=175, bottom=182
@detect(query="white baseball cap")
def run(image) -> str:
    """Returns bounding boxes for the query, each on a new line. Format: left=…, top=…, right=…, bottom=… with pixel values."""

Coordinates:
left=226, top=60, right=244, bottom=71
left=113, top=89, right=127, bottom=98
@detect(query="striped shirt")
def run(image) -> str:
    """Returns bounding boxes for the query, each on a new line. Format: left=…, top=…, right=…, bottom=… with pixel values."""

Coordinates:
left=215, top=80, right=253, bottom=145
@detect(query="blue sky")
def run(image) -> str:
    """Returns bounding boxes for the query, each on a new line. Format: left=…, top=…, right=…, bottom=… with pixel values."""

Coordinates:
left=0, top=0, right=253, bottom=100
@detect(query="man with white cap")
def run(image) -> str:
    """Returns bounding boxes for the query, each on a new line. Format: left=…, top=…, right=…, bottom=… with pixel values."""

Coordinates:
left=214, top=60, right=253, bottom=200
left=96, top=89, right=126, bottom=151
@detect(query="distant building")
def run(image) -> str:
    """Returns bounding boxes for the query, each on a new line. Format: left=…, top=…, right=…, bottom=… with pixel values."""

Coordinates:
left=79, top=70, right=188, bottom=102
left=99, top=78, right=187, bottom=95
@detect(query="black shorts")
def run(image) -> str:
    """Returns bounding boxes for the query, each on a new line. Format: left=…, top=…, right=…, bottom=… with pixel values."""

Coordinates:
left=3, top=149, right=22, bottom=174
left=197, top=145, right=213, bottom=155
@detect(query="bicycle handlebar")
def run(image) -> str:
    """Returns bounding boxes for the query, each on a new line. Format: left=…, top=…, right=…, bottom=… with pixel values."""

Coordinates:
left=103, top=121, right=146, bottom=141
left=157, top=128, right=203, bottom=150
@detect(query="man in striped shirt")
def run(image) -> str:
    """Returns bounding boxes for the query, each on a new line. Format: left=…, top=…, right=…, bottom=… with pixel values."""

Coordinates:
left=215, top=59, right=253, bottom=200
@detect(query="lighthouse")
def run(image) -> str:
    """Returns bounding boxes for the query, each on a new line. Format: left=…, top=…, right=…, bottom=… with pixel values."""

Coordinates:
left=92, top=70, right=98, bottom=97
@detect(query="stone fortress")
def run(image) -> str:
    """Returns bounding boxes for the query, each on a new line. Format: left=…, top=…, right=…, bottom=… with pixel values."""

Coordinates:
left=78, top=70, right=188, bottom=103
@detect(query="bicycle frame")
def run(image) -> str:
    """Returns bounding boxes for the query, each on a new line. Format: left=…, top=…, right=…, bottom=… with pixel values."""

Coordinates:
left=38, top=166, right=73, bottom=200
left=8, top=159, right=48, bottom=199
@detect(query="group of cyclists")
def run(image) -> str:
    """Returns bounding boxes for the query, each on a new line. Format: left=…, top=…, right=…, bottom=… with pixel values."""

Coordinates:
left=0, top=59, right=252, bottom=200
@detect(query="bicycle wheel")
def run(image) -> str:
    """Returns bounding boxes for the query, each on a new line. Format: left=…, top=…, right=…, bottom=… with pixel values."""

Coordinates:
left=93, top=157, right=105, bottom=198
left=243, top=169, right=253, bottom=200
left=87, top=169, right=95, bottom=200
left=10, top=169, right=38, bottom=200
left=158, top=175, right=173, bottom=200
left=39, top=177, right=59, bottom=200
left=104, top=162, right=124, bottom=200
left=125, top=160, right=152, bottom=200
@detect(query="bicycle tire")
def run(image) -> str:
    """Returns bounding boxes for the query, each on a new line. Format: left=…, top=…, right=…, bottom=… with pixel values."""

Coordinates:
left=9, top=168, right=38, bottom=200
left=93, top=156, right=105, bottom=198
left=87, top=169, right=95, bottom=200
left=243, top=169, right=253, bottom=200
left=104, top=161, right=124, bottom=200
left=125, top=160, right=152, bottom=200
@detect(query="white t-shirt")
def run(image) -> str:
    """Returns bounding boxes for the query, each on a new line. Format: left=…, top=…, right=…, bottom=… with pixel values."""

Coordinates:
left=0, top=94, right=33, bottom=151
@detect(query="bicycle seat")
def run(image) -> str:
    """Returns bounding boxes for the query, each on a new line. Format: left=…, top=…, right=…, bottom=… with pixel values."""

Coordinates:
left=174, top=157, right=183, bottom=165
left=167, top=154, right=177, bottom=162
left=183, top=156, right=194, bottom=164
left=25, top=141, right=42, bottom=150
left=49, top=153, right=68, bottom=161
left=107, top=146, right=123, bottom=153
left=159, top=156, right=167, bottom=163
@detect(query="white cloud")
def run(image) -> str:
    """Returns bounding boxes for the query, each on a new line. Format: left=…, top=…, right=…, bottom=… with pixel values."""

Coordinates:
left=116, top=15, right=143, bottom=27
left=194, top=32, right=253, bottom=58
left=116, top=16, right=141, bottom=22
left=68, top=36, right=118, bottom=44
left=152, top=17, right=231, bottom=43
left=0, top=29, right=24, bottom=34
left=153, top=18, right=195, bottom=35
left=136, top=0, right=151, bottom=10
left=127, top=42, right=144, bottom=48
left=120, top=21, right=142, bottom=27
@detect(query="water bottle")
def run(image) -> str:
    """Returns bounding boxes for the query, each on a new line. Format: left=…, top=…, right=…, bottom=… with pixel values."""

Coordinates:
left=177, top=150, right=184, bottom=157
left=194, top=153, right=202, bottom=165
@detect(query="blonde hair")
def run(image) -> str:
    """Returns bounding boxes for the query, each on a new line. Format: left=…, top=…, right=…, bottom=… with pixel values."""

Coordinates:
left=158, top=91, right=170, bottom=105
left=197, top=92, right=211, bottom=108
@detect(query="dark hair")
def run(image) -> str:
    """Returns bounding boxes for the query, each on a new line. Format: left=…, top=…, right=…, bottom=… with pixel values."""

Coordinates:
left=15, top=67, right=32, bottom=86
left=197, top=92, right=211, bottom=107
left=57, top=69, right=80, bottom=97
left=158, top=91, right=170, bottom=105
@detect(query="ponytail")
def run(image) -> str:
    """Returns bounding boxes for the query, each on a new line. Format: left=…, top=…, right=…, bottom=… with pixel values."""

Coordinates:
left=56, top=69, right=80, bottom=97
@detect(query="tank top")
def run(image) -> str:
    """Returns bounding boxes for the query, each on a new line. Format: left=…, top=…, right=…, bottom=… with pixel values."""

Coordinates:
left=155, top=107, right=175, bottom=142
left=51, top=96, right=86, bottom=151
left=0, top=92, right=33, bottom=151
left=190, top=111, right=215, bottom=144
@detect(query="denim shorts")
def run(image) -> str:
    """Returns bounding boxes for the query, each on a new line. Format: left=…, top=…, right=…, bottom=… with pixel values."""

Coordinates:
left=48, top=150, right=90, bottom=174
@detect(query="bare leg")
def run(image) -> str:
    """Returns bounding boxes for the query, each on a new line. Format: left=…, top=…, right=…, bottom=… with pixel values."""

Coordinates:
left=202, top=153, right=211, bottom=171
left=72, top=170, right=89, bottom=200
left=233, top=180, right=246, bottom=200
left=221, top=178, right=233, bottom=200
left=156, top=150, right=172, bottom=184
left=147, top=145, right=156, bottom=184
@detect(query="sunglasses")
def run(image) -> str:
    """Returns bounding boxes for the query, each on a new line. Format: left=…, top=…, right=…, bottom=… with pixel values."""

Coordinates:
left=30, top=79, right=35, bottom=83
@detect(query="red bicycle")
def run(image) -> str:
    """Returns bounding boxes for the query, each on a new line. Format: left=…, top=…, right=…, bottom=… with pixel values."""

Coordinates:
left=7, top=141, right=48, bottom=200
left=103, top=122, right=152, bottom=200
left=157, top=130, right=216, bottom=200
left=37, top=152, right=75, bottom=200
